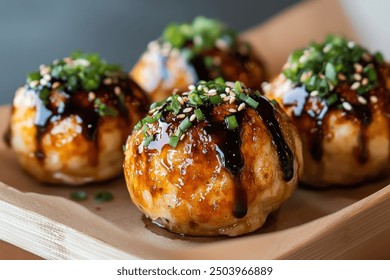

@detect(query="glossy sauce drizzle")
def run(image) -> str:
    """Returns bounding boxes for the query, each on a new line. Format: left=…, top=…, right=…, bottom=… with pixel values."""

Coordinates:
left=18, top=79, right=147, bottom=165
left=143, top=94, right=294, bottom=219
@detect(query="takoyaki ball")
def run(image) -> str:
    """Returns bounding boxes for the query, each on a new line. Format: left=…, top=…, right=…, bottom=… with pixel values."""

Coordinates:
left=131, top=16, right=266, bottom=102
left=6, top=52, right=149, bottom=185
left=263, top=35, right=390, bottom=187
left=124, top=79, right=302, bottom=236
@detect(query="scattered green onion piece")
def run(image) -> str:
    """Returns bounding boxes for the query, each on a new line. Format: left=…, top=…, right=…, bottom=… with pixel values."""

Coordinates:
left=143, top=135, right=154, bottom=147
left=374, top=51, right=384, bottom=64
left=95, top=191, right=113, bottom=203
left=194, top=108, right=204, bottom=121
left=27, top=72, right=41, bottom=83
left=170, top=95, right=182, bottom=115
left=214, top=77, right=225, bottom=86
left=326, top=93, right=338, bottom=106
left=225, top=115, right=239, bottom=130
left=178, top=117, right=192, bottom=131
left=209, top=95, right=222, bottom=104
left=188, top=93, right=203, bottom=105
left=234, top=81, right=242, bottom=94
left=325, top=63, right=337, bottom=85
left=70, top=191, right=87, bottom=201
left=244, top=96, right=259, bottom=109
left=169, top=135, right=180, bottom=148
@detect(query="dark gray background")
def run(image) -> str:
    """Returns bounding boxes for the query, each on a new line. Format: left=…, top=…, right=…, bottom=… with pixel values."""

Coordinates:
left=0, top=0, right=300, bottom=105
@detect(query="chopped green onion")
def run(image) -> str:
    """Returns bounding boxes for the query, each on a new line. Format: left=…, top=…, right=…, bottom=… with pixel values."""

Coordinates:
left=214, top=77, right=225, bottom=86
left=374, top=51, right=384, bottom=64
left=194, top=108, right=204, bottom=121
left=325, top=63, right=337, bottom=85
left=143, top=135, right=154, bottom=147
left=188, top=93, right=203, bottom=105
left=169, top=135, right=180, bottom=148
left=27, top=72, right=41, bottom=83
left=326, top=93, right=338, bottom=106
left=225, top=115, right=239, bottom=130
left=178, top=117, right=192, bottom=132
left=244, top=96, right=259, bottom=109
left=95, top=191, right=113, bottom=203
left=70, top=191, right=87, bottom=201
left=170, top=95, right=182, bottom=115
left=209, top=95, right=222, bottom=104
left=234, top=81, right=242, bottom=94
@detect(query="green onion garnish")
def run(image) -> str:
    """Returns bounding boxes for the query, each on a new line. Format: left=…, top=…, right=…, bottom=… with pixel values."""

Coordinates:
left=70, top=191, right=87, bottom=201
left=194, top=108, right=204, bottom=121
left=169, top=135, right=180, bottom=148
left=95, top=191, right=113, bottom=203
left=178, top=117, right=192, bottom=132
left=209, top=95, right=222, bottom=104
left=225, top=115, right=239, bottom=130
left=244, top=96, right=259, bottom=109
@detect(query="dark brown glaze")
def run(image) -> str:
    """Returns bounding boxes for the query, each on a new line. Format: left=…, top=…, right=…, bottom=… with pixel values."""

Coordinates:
left=138, top=93, right=294, bottom=219
left=190, top=43, right=265, bottom=91
left=25, top=78, right=149, bottom=165
left=282, top=63, right=390, bottom=164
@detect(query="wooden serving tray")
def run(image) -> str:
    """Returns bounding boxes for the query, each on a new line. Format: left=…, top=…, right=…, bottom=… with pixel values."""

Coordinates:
left=1, top=0, right=389, bottom=259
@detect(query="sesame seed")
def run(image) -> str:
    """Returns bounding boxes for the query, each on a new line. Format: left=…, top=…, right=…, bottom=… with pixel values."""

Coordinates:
left=342, top=102, right=352, bottom=111
left=347, top=41, right=355, bottom=48
left=88, top=92, right=96, bottom=101
left=208, top=89, right=217, bottom=96
left=225, top=81, right=235, bottom=88
left=354, top=73, right=362, bottom=81
left=354, top=63, right=363, bottom=73
left=238, top=103, right=246, bottom=111
left=183, top=97, right=189, bottom=102
left=215, top=38, right=228, bottom=50
left=223, top=96, right=231, bottom=102
left=220, top=93, right=227, bottom=98
left=323, top=44, right=332, bottom=53
left=310, top=90, right=319, bottom=97
left=197, top=85, right=203, bottom=91
left=188, top=85, right=195, bottom=91
left=357, top=96, right=367, bottom=105
left=225, top=87, right=231, bottom=93
left=351, top=82, right=360, bottom=90
left=229, top=91, right=236, bottom=97
left=190, top=114, right=196, bottom=122
left=52, top=82, right=61, bottom=89
left=228, top=108, right=237, bottom=113
left=114, top=86, right=121, bottom=95
left=172, top=89, right=179, bottom=95
left=203, top=87, right=209, bottom=93
left=177, top=96, right=184, bottom=105
left=40, top=79, right=48, bottom=86
left=370, top=96, right=378, bottom=103
left=181, top=91, right=189, bottom=96
left=103, top=78, right=112, bottom=85
left=177, top=114, right=186, bottom=119
left=229, top=96, right=236, bottom=104
left=362, top=78, right=369, bottom=86
left=338, top=73, right=346, bottom=81
left=180, top=134, right=185, bottom=141
left=319, top=73, right=325, bottom=79
left=183, top=107, right=193, bottom=113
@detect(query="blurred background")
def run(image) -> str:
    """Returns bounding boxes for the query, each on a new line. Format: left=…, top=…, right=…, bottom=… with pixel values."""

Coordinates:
left=0, top=0, right=301, bottom=105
